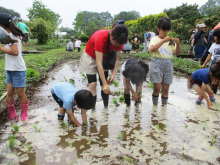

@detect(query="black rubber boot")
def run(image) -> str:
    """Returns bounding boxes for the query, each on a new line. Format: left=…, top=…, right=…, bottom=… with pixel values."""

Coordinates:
left=92, top=96, right=97, bottom=110
left=152, top=94, right=159, bottom=105
left=101, top=90, right=109, bottom=108
left=124, top=93, right=131, bottom=107
left=161, top=96, right=168, bottom=105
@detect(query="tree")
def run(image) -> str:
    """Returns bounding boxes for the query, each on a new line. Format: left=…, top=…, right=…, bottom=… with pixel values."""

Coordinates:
left=59, top=27, right=76, bottom=37
left=113, top=11, right=140, bottom=22
left=199, top=0, right=220, bottom=15
left=0, top=6, right=20, bottom=20
left=164, top=3, right=200, bottom=20
left=100, top=12, right=113, bottom=27
left=27, top=0, right=62, bottom=28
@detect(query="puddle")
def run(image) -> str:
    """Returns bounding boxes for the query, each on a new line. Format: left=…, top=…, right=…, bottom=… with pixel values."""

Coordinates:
left=0, top=60, right=220, bottom=164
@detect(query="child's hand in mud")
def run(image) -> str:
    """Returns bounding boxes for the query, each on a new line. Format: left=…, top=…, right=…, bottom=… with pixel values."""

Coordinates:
left=108, top=75, right=115, bottom=84
left=207, top=100, right=212, bottom=109
left=103, top=84, right=110, bottom=94
left=163, top=36, right=172, bottom=43
left=132, top=92, right=139, bottom=101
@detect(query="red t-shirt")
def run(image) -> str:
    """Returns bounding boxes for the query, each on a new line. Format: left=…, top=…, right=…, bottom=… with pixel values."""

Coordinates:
left=85, top=30, right=123, bottom=59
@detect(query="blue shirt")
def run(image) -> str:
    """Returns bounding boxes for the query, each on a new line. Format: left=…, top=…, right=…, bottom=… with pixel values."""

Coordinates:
left=144, top=33, right=148, bottom=43
left=192, top=68, right=210, bottom=84
left=51, top=82, right=77, bottom=110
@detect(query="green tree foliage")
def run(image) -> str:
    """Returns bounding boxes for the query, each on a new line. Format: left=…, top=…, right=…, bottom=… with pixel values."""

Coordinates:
left=28, top=18, right=55, bottom=44
left=59, top=27, right=76, bottom=37
left=100, top=12, right=113, bottom=27
left=113, top=11, right=140, bottom=22
left=0, top=6, right=20, bottom=20
left=27, top=0, right=62, bottom=28
left=199, top=0, right=220, bottom=15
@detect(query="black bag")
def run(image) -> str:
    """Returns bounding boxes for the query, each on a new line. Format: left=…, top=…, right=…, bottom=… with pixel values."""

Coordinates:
left=103, top=32, right=116, bottom=70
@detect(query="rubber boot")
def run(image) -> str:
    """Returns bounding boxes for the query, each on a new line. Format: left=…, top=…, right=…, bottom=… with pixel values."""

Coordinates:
left=20, top=99, right=30, bottom=121
left=196, top=97, right=202, bottom=104
left=209, top=96, right=215, bottom=102
left=92, top=96, right=97, bottom=110
left=5, top=100, right=17, bottom=119
left=101, top=90, right=109, bottom=108
left=58, top=112, right=65, bottom=120
left=161, top=96, right=168, bottom=105
left=124, top=93, right=130, bottom=107
left=152, top=94, right=159, bottom=105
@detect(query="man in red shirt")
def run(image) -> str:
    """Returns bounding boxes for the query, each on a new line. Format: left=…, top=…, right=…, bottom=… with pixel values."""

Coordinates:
left=80, top=20, right=128, bottom=108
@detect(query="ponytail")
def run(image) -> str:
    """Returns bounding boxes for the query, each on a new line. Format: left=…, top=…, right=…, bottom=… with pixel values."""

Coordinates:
left=9, top=21, right=25, bottom=39
left=210, top=60, right=220, bottom=80
left=111, top=20, right=128, bottom=45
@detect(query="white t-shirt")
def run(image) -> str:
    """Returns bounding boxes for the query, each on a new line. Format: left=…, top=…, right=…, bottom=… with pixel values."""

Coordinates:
left=209, top=43, right=220, bottom=61
left=75, top=40, right=81, bottom=48
left=4, top=33, right=26, bottom=71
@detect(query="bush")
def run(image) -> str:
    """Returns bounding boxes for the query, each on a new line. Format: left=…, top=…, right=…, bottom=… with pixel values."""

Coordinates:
left=26, top=68, right=40, bottom=83
left=80, top=34, right=90, bottom=42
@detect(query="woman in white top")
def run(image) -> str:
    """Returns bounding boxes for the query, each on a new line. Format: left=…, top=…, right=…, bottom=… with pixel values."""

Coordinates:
left=0, top=12, right=29, bottom=121
left=75, top=38, right=81, bottom=52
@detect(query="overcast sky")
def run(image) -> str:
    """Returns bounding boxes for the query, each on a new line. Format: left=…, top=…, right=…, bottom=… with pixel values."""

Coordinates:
left=1, top=0, right=207, bottom=28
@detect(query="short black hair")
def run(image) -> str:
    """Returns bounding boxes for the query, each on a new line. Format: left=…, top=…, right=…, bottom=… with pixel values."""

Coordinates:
left=74, top=89, right=93, bottom=110
left=130, top=61, right=149, bottom=85
left=156, top=17, right=171, bottom=35
left=213, top=28, right=220, bottom=43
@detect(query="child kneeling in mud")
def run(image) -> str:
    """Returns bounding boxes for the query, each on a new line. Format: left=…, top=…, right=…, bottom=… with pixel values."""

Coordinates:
left=122, top=58, right=149, bottom=106
left=51, top=82, right=93, bottom=126
left=188, top=61, right=220, bottom=109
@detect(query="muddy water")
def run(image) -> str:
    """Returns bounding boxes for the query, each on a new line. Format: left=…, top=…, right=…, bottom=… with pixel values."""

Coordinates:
left=0, top=60, right=220, bottom=165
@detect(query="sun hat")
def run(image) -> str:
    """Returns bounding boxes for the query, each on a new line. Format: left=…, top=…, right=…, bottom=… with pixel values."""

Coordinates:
left=0, top=12, right=12, bottom=25
left=198, top=23, right=206, bottom=28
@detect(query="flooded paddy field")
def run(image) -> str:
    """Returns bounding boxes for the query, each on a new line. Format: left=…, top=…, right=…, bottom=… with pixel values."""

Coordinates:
left=0, top=60, right=220, bottom=165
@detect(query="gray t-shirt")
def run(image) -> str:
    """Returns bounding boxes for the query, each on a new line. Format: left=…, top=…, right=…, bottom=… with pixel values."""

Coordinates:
left=193, top=31, right=206, bottom=46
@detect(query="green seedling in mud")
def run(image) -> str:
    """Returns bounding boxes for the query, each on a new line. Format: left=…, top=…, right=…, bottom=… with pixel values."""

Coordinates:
left=156, top=125, right=161, bottom=131
left=68, top=78, right=75, bottom=85
left=162, top=125, right=166, bottom=131
left=88, top=138, right=93, bottom=144
left=12, top=124, right=20, bottom=132
left=124, top=156, right=133, bottom=163
left=119, top=96, right=125, bottom=103
left=211, top=136, right=215, bottom=146
left=182, top=145, right=185, bottom=150
left=67, top=141, right=72, bottom=147
left=112, top=97, right=120, bottom=106
left=185, top=125, right=188, bottom=128
left=22, top=143, right=32, bottom=151
left=126, top=115, right=130, bottom=122
left=112, top=80, right=119, bottom=87
left=63, top=76, right=67, bottom=82
left=33, top=124, right=41, bottom=132
left=8, top=134, right=16, bottom=149
left=62, top=122, right=68, bottom=129
left=81, top=73, right=87, bottom=80
left=84, top=122, right=88, bottom=127
left=117, top=132, right=124, bottom=140
left=114, top=90, right=120, bottom=95
left=148, top=82, right=154, bottom=89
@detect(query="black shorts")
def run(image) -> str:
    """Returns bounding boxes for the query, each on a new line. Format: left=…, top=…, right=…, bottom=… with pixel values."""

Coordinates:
left=51, top=92, right=63, bottom=107
left=22, top=33, right=29, bottom=42
left=132, top=44, right=139, bottom=50
left=87, top=71, right=108, bottom=86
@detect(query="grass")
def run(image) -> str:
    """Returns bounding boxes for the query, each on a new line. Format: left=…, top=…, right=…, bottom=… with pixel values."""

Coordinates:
left=112, top=80, right=119, bottom=87
left=117, top=132, right=124, bottom=140
left=33, top=124, right=41, bottom=132
left=8, top=134, right=16, bottom=149
left=112, top=97, right=120, bottom=106
left=12, top=125, right=20, bottom=132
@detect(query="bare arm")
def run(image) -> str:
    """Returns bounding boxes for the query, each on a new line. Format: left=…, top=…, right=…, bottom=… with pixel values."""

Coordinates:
left=81, top=109, right=87, bottom=124
left=202, top=53, right=212, bottom=68
left=96, top=51, right=108, bottom=86
left=173, top=38, right=181, bottom=55
left=67, top=110, right=81, bottom=126
left=109, top=51, right=120, bottom=82
left=201, top=83, right=211, bottom=109
left=125, top=78, right=138, bottom=100
left=191, top=38, right=195, bottom=47
left=0, top=44, right=19, bottom=56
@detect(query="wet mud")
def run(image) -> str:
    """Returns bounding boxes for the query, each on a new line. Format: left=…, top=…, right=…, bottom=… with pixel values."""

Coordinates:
left=0, top=60, right=220, bottom=165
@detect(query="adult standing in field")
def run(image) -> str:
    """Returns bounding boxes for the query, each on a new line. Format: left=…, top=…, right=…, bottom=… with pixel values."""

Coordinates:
left=75, top=38, right=81, bottom=52
left=66, top=38, right=75, bottom=51
left=143, top=29, right=150, bottom=52
left=191, top=23, right=207, bottom=61
left=80, top=20, right=128, bottom=108
left=131, top=31, right=140, bottom=53
left=17, top=19, right=32, bottom=51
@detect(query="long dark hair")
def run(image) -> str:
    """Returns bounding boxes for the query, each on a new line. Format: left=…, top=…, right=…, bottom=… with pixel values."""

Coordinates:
left=111, top=20, right=128, bottom=45
left=210, top=60, right=220, bottom=80
left=156, top=17, right=171, bottom=35
left=213, top=28, right=220, bottom=44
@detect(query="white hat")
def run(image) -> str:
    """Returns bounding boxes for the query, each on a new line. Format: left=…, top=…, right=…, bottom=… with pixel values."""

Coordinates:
left=198, top=23, right=206, bottom=28
left=196, top=24, right=200, bottom=28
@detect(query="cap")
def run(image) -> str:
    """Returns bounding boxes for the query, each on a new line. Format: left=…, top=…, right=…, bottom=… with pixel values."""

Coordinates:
left=0, top=12, right=12, bottom=25
left=192, top=31, right=195, bottom=33
left=198, top=23, right=206, bottom=28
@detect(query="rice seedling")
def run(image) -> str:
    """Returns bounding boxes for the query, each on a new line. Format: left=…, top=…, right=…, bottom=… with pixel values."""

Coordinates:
left=84, top=122, right=88, bottom=127
left=156, top=125, right=161, bottom=130
left=162, top=125, right=166, bottom=131
left=62, top=122, right=68, bottom=129
left=33, top=124, right=41, bottom=132
left=22, top=143, right=32, bottom=151
left=117, top=132, right=124, bottom=140
left=67, top=141, right=72, bottom=147
left=182, top=145, right=185, bottom=150
left=119, top=96, right=125, bottom=103
left=8, top=134, right=16, bottom=149
left=211, top=136, right=215, bottom=146
left=185, top=125, right=188, bottom=128
left=112, top=97, right=120, bottom=106
left=81, top=73, right=87, bottom=80
left=148, top=82, right=154, bottom=89
left=88, top=138, right=93, bottom=144
left=112, top=80, right=119, bottom=87
left=124, top=156, right=133, bottom=163
left=68, top=78, right=75, bottom=85
left=63, top=76, right=67, bottom=82
left=12, top=124, right=19, bottom=132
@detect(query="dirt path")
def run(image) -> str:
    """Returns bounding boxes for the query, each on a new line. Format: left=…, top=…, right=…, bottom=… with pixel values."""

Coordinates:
left=0, top=60, right=219, bottom=165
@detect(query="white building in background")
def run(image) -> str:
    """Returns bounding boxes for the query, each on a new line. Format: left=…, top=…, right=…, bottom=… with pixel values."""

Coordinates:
left=55, top=30, right=67, bottom=38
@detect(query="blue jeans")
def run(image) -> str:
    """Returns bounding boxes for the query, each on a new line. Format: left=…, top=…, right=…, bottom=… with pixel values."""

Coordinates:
left=194, top=45, right=206, bottom=59
left=6, top=70, right=27, bottom=87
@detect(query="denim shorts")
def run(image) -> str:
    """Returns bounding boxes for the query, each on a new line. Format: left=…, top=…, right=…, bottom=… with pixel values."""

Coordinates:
left=6, top=71, right=27, bottom=87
